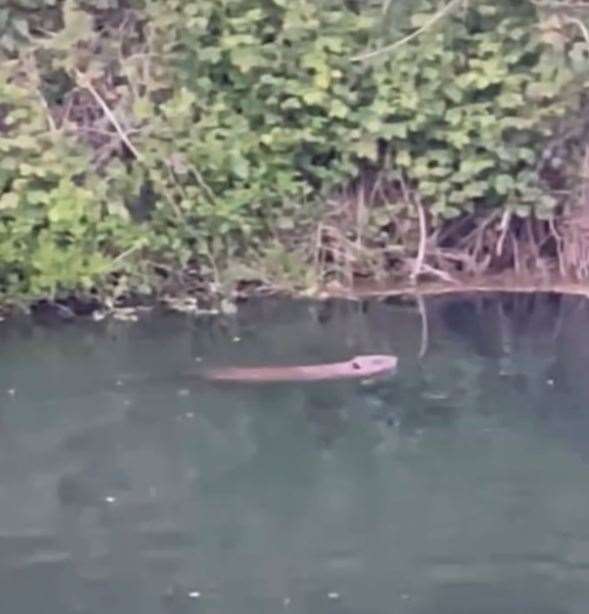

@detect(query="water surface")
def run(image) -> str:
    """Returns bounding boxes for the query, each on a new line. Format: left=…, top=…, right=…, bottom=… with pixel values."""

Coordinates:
left=1, top=293, right=589, bottom=613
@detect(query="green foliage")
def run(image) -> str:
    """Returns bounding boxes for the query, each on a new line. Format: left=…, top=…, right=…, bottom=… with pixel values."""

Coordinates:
left=139, top=0, right=576, bottom=237
left=366, top=0, right=577, bottom=221
left=0, top=0, right=583, bottom=301
left=0, top=63, right=146, bottom=298
left=137, top=0, right=378, bottom=250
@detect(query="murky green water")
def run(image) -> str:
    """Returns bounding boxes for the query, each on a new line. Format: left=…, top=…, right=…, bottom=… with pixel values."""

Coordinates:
left=1, top=293, right=589, bottom=613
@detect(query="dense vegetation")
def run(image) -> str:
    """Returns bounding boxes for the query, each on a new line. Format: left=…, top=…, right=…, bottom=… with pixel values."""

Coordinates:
left=1, top=0, right=588, bottom=309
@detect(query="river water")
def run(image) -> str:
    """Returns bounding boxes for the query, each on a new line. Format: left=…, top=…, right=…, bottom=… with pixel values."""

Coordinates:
left=1, top=293, right=589, bottom=613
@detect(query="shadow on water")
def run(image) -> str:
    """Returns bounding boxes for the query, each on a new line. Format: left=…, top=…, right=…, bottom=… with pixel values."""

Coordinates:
left=1, top=294, right=589, bottom=612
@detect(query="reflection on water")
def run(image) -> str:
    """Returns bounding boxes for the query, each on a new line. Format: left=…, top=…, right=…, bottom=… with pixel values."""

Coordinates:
left=0, top=294, right=588, bottom=613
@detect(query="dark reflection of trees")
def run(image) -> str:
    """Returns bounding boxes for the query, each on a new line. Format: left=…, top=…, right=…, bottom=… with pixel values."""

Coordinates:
left=434, top=292, right=562, bottom=360
left=430, top=292, right=589, bottom=462
left=191, top=296, right=419, bottom=370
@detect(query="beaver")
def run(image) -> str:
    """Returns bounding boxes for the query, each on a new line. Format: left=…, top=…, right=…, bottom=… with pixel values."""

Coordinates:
left=202, top=354, right=398, bottom=383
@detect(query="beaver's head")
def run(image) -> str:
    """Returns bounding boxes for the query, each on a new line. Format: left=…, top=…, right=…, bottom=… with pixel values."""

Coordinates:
left=350, top=354, right=398, bottom=376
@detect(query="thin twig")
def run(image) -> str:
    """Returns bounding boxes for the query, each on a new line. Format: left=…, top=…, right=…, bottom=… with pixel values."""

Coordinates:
left=567, top=17, right=589, bottom=44
left=356, top=177, right=366, bottom=253
left=419, top=262, right=458, bottom=283
left=75, top=71, right=142, bottom=161
left=496, top=209, right=511, bottom=257
left=411, top=194, right=428, bottom=283
left=351, top=0, right=463, bottom=62
left=188, top=164, right=217, bottom=205
left=511, top=231, right=520, bottom=274
left=417, top=295, right=429, bottom=359
left=313, top=222, right=325, bottom=280
left=549, top=214, right=566, bottom=276
left=75, top=72, right=189, bottom=220
left=37, top=91, right=57, bottom=133
left=526, top=217, right=540, bottom=262
left=112, top=241, right=145, bottom=265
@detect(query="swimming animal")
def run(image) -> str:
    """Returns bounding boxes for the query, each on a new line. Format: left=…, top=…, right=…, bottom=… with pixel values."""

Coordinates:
left=202, top=354, right=398, bottom=383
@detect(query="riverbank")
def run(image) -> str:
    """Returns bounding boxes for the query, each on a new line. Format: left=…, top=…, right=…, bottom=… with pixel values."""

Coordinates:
left=4, top=271, right=589, bottom=326
left=319, top=274, right=589, bottom=300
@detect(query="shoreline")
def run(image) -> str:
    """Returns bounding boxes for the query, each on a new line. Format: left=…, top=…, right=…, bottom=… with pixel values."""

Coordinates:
left=319, top=279, right=589, bottom=300
left=4, top=274, right=589, bottom=324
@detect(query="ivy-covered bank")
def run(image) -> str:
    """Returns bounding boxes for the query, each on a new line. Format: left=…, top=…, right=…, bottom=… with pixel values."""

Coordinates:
left=1, top=0, right=588, bottom=311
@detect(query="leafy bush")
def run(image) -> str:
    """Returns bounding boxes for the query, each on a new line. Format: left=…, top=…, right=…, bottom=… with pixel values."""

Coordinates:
left=0, top=68, right=139, bottom=298
left=0, top=0, right=583, bottom=301
left=138, top=0, right=378, bottom=247
left=366, top=0, right=577, bottom=221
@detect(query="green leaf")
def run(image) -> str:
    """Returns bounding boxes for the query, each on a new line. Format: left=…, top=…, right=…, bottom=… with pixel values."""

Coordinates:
left=133, top=98, right=154, bottom=120
left=385, top=123, right=408, bottom=139
left=494, top=174, right=514, bottom=195
left=354, top=139, right=378, bottom=161
left=230, top=47, right=263, bottom=73
left=301, top=90, right=325, bottom=106
left=231, top=156, right=250, bottom=180
left=440, top=205, right=461, bottom=219
left=0, top=193, right=19, bottom=210
left=222, top=34, right=257, bottom=49
left=329, top=99, right=348, bottom=119
left=396, top=150, right=412, bottom=167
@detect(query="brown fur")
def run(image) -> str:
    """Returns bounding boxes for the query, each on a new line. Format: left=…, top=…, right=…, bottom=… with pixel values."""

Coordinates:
left=202, top=354, right=398, bottom=383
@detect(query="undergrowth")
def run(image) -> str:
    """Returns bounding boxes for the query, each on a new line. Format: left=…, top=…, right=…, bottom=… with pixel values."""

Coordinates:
left=1, top=0, right=589, bottom=308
